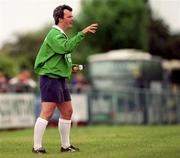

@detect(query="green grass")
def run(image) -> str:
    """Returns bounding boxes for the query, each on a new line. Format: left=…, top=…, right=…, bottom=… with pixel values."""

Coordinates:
left=0, top=125, right=180, bottom=158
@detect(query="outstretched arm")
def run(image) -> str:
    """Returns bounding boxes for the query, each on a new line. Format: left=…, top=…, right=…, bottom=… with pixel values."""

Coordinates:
left=47, top=23, right=98, bottom=53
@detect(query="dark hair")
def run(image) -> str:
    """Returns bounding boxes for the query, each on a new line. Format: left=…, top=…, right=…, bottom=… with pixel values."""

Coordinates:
left=53, top=5, right=72, bottom=25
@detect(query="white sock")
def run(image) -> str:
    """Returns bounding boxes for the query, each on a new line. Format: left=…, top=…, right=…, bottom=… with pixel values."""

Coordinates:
left=58, top=118, right=71, bottom=148
left=33, top=117, right=48, bottom=150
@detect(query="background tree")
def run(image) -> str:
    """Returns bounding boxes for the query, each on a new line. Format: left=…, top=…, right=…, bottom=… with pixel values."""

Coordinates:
left=0, top=26, right=50, bottom=77
left=0, top=55, right=18, bottom=77
left=71, top=0, right=150, bottom=64
left=148, top=17, right=180, bottom=59
left=1, top=0, right=180, bottom=77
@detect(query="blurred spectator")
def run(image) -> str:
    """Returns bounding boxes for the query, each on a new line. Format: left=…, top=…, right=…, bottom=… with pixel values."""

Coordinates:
left=9, top=69, right=36, bottom=93
left=71, top=72, right=89, bottom=93
left=0, top=72, right=8, bottom=93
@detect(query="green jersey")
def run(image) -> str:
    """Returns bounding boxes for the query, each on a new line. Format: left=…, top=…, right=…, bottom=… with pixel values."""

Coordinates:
left=34, top=25, right=85, bottom=78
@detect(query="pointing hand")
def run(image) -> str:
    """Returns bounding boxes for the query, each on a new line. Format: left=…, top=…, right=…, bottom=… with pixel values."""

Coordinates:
left=82, top=23, right=98, bottom=34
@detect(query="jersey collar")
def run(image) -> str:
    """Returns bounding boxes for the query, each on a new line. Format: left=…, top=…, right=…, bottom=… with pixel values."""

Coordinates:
left=52, top=25, right=67, bottom=37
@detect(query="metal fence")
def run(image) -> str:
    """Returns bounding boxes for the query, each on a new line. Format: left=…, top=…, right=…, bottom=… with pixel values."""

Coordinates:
left=88, top=88, right=180, bottom=125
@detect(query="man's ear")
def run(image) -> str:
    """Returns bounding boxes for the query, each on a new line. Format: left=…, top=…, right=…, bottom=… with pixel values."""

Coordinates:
left=59, top=17, right=63, bottom=22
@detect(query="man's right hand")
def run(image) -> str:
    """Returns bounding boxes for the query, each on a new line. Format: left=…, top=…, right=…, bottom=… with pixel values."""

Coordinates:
left=72, top=64, right=80, bottom=73
left=82, top=23, right=98, bottom=34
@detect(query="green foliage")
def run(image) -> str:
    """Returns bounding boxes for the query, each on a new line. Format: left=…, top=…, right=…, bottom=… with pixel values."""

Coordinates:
left=0, top=0, right=180, bottom=77
left=72, top=0, right=150, bottom=61
left=0, top=55, right=18, bottom=77
left=149, top=18, right=180, bottom=59
left=0, top=26, right=51, bottom=76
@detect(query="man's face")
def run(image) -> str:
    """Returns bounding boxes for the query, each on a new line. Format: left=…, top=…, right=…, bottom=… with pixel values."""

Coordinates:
left=61, top=9, right=73, bottom=28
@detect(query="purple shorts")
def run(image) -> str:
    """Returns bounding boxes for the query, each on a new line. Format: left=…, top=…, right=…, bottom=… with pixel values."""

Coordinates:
left=39, top=75, right=71, bottom=103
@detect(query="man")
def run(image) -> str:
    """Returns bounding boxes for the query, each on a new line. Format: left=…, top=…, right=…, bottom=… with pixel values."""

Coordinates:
left=32, top=4, right=98, bottom=153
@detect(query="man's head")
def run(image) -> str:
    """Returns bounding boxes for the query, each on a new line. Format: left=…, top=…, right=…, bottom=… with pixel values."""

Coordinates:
left=53, top=5, right=73, bottom=28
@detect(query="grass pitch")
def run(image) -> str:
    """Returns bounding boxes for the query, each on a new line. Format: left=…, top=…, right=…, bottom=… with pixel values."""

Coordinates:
left=0, top=125, right=180, bottom=158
